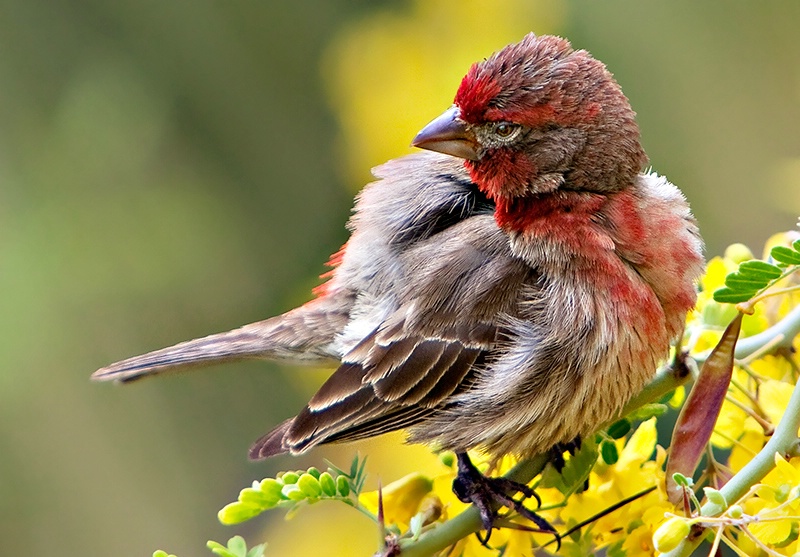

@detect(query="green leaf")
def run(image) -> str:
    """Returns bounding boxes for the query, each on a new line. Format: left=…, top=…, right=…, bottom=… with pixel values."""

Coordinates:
left=703, top=486, right=728, bottom=516
left=704, top=487, right=728, bottom=508
left=246, top=544, right=267, bottom=557
left=737, top=260, right=782, bottom=279
left=438, top=451, right=455, bottom=468
left=410, top=513, right=424, bottom=539
left=771, top=245, right=800, bottom=265
left=600, top=440, right=619, bottom=465
left=625, top=403, right=668, bottom=421
left=207, top=540, right=236, bottom=557
left=207, top=537, right=261, bottom=557
left=607, top=419, right=631, bottom=439
left=725, top=275, right=769, bottom=290
left=671, top=472, right=693, bottom=488
left=350, top=454, right=359, bottom=478
left=353, top=455, right=368, bottom=494
left=713, top=287, right=755, bottom=304
left=793, top=239, right=800, bottom=253
left=325, top=460, right=347, bottom=478
left=227, top=536, right=247, bottom=557
left=607, top=540, right=627, bottom=557
left=565, top=438, right=598, bottom=491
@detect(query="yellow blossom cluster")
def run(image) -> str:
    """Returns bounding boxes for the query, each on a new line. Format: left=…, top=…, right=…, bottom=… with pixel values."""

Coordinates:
left=360, top=419, right=673, bottom=556
left=354, top=232, right=800, bottom=556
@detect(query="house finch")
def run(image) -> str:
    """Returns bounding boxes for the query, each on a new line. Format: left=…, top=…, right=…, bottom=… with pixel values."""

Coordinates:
left=94, top=34, right=704, bottom=538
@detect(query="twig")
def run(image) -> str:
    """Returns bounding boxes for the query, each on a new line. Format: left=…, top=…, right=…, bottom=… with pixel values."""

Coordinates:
left=662, top=351, right=800, bottom=555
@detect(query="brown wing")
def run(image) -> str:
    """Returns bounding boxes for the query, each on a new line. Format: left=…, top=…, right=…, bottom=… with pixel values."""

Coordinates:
left=249, top=325, right=487, bottom=458
left=250, top=214, right=538, bottom=459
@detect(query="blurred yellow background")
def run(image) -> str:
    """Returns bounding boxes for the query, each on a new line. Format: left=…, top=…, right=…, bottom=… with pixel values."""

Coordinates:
left=1, top=1, right=798, bottom=555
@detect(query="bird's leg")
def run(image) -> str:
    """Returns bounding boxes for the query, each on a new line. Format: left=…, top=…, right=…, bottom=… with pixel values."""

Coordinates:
left=451, top=452, right=558, bottom=546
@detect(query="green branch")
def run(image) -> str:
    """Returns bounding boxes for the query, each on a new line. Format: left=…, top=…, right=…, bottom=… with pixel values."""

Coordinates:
left=734, top=305, right=800, bottom=358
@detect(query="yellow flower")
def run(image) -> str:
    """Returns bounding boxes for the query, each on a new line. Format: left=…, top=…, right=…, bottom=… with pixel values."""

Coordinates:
left=559, top=419, right=672, bottom=553
left=652, top=516, right=691, bottom=552
left=758, top=379, right=795, bottom=428
left=743, top=454, right=800, bottom=547
left=623, top=523, right=659, bottom=555
left=710, top=397, right=748, bottom=449
left=728, top=424, right=766, bottom=473
left=667, top=385, right=686, bottom=409
left=750, top=355, right=793, bottom=382
left=360, top=472, right=434, bottom=531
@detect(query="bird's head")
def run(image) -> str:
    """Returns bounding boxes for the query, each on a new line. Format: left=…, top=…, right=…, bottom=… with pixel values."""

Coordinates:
left=413, top=34, right=647, bottom=210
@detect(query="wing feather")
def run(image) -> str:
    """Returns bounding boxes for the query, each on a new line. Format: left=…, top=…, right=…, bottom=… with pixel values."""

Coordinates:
left=391, top=342, right=463, bottom=404
left=373, top=340, right=447, bottom=401
left=250, top=156, right=540, bottom=458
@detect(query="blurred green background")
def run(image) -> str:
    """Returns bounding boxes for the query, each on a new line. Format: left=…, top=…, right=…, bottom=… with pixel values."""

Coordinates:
left=2, top=1, right=799, bottom=555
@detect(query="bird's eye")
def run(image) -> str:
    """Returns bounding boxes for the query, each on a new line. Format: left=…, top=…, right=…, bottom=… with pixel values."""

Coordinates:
left=492, top=122, right=520, bottom=140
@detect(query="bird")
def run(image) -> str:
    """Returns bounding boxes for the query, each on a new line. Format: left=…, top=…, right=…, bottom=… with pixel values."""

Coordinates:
left=93, top=33, right=704, bottom=540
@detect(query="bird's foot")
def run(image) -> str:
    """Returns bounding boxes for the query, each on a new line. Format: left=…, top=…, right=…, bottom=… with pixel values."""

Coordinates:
left=452, top=452, right=558, bottom=546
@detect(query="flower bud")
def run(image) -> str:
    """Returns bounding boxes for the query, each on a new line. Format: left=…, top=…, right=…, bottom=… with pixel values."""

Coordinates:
left=259, top=478, right=285, bottom=499
left=319, top=472, right=337, bottom=496
left=217, top=501, right=262, bottom=525
left=281, top=483, right=305, bottom=501
left=653, top=517, right=690, bottom=552
left=336, top=475, right=350, bottom=496
left=297, top=473, right=323, bottom=498
left=239, top=487, right=278, bottom=508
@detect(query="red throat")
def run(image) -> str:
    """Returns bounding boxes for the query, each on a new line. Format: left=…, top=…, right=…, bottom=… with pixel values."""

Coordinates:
left=465, top=153, right=538, bottom=203
left=491, top=191, right=607, bottom=234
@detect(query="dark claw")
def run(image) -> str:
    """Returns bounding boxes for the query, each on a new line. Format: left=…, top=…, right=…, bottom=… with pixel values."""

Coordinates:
left=452, top=452, right=559, bottom=547
left=549, top=436, right=582, bottom=473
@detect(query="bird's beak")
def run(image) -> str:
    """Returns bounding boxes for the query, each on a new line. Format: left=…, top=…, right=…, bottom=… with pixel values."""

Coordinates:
left=411, top=106, right=479, bottom=161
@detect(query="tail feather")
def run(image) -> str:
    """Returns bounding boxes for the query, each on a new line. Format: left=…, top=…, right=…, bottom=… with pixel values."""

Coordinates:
left=92, top=305, right=347, bottom=382
left=249, top=418, right=294, bottom=460
left=92, top=323, right=274, bottom=382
